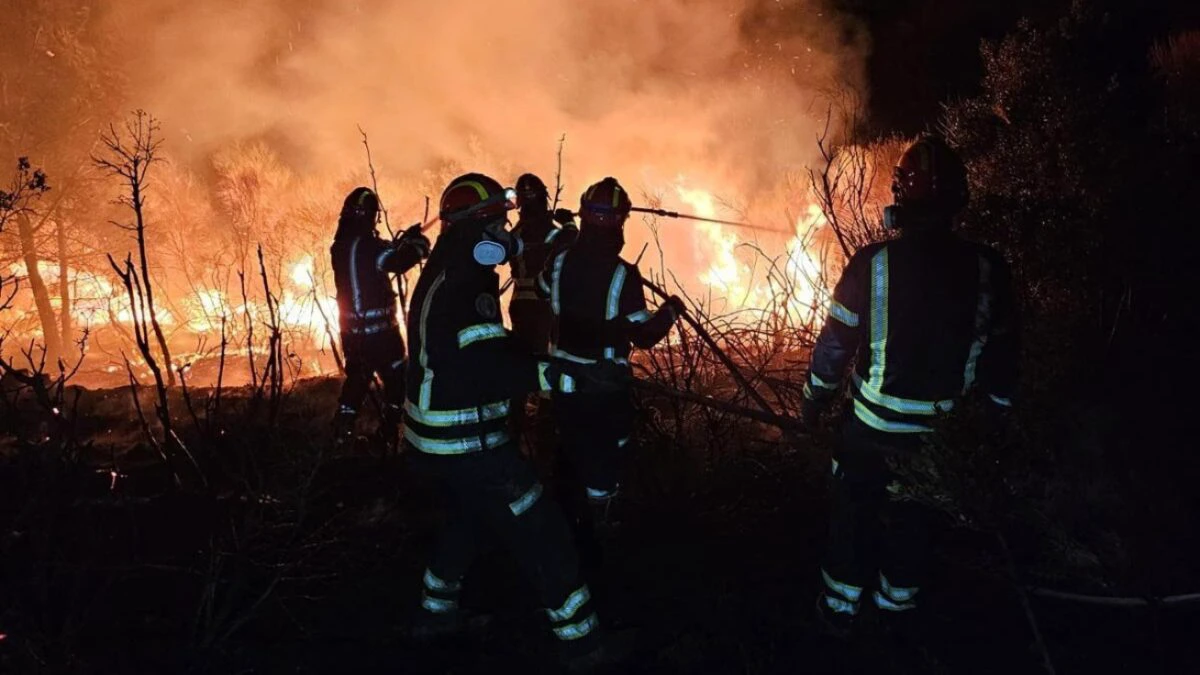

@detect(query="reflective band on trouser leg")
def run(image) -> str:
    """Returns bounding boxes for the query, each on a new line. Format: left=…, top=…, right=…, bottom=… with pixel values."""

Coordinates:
left=546, top=585, right=599, bottom=641
left=874, top=572, right=918, bottom=612
left=585, top=486, right=616, bottom=501
left=509, top=482, right=544, bottom=517
left=822, top=568, right=863, bottom=615
left=421, top=568, right=462, bottom=614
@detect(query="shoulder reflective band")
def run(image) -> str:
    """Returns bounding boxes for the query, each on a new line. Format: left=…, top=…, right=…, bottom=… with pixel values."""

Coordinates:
left=457, top=323, right=507, bottom=348
left=868, top=248, right=890, bottom=390
left=989, top=394, right=1013, bottom=407
left=829, top=300, right=860, bottom=327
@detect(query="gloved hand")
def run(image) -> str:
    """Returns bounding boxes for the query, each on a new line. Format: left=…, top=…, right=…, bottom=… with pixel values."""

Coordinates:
left=549, top=358, right=631, bottom=394
left=663, top=295, right=687, bottom=320
left=552, top=208, right=577, bottom=227
left=799, top=395, right=829, bottom=433
left=577, top=359, right=632, bottom=393
left=399, top=223, right=432, bottom=259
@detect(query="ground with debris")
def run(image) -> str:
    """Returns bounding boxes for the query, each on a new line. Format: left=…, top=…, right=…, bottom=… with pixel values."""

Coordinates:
left=1, top=377, right=1196, bottom=674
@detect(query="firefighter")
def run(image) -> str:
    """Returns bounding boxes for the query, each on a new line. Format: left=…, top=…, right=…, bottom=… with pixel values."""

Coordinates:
left=331, top=187, right=430, bottom=444
left=509, top=172, right=578, bottom=355
left=508, top=173, right=578, bottom=458
left=536, top=177, right=684, bottom=546
left=404, top=173, right=632, bottom=671
left=801, top=136, right=1019, bottom=636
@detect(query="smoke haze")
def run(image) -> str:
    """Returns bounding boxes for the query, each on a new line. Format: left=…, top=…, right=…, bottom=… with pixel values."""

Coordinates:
left=103, top=0, right=866, bottom=203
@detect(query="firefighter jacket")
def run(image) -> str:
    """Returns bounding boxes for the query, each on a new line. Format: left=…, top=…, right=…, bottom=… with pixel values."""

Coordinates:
left=404, top=231, right=558, bottom=455
left=536, top=235, right=675, bottom=382
left=805, top=229, right=1019, bottom=434
left=511, top=211, right=577, bottom=304
left=331, top=231, right=424, bottom=337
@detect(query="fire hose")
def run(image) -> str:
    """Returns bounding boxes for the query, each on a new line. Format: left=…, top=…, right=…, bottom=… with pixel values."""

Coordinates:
left=628, top=206, right=775, bottom=233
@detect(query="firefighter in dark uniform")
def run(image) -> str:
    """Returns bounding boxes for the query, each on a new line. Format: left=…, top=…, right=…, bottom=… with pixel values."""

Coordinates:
left=536, top=177, right=684, bottom=543
left=802, top=136, right=1019, bottom=635
left=508, top=173, right=578, bottom=457
left=405, top=173, right=632, bottom=671
left=331, top=187, right=430, bottom=443
left=509, top=173, right=578, bottom=354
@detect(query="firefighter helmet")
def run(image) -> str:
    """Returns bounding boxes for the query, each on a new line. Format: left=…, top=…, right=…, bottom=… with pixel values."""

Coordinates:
left=341, top=186, right=380, bottom=220
left=515, top=173, right=548, bottom=208
left=439, top=173, right=515, bottom=226
left=579, top=177, right=632, bottom=228
left=891, top=135, right=969, bottom=214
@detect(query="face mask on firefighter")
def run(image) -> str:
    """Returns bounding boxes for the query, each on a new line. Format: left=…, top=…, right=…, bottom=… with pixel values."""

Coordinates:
left=473, top=219, right=524, bottom=266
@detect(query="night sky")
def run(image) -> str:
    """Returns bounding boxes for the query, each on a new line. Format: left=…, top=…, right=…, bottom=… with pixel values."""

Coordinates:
left=842, top=0, right=1200, bottom=133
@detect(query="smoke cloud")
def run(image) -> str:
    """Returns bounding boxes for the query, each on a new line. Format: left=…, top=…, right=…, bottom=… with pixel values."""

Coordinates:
left=103, top=0, right=867, bottom=205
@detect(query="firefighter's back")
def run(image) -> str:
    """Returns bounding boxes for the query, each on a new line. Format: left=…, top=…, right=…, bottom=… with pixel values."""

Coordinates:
left=870, top=231, right=995, bottom=399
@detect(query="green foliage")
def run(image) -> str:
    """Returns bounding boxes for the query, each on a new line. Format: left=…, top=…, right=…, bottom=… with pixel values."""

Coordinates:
left=928, top=1, right=1200, bottom=589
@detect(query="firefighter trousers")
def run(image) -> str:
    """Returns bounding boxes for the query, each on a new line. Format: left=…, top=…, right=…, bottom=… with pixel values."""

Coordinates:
left=338, top=328, right=406, bottom=417
left=508, top=300, right=555, bottom=458
left=553, top=390, right=634, bottom=503
left=410, top=443, right=602, bottom=652
left=821, top=416, right=930, bottom=616
left=508, top=299, right=555, bottom=356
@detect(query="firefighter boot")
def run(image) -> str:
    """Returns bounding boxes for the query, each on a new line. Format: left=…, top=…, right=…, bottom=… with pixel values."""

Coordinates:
left=408, top=608, right=492, bottom=643
left=587, top=491, right=620, bottom=541
left=375, top=403, right=403, bottom=451
left=815, top=593, right=856, bottom=640
left=332, top=406, right=357, bottom=447
left=561, top=627, right=637, bottom=674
